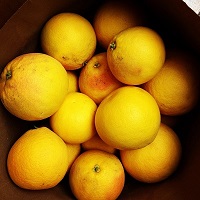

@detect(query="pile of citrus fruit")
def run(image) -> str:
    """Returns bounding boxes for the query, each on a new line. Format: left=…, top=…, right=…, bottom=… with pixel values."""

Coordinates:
left=0, top=0, right=199, bottom=199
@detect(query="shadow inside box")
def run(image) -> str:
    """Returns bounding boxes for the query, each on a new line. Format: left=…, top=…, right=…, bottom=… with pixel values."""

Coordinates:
left=59, top=173, right=77, bottom=199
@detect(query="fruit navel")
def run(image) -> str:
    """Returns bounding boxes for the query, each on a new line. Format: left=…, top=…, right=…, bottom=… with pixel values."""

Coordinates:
left=109, top=41, right=116, bottom=51
left=93, top=164, right=101, bottom=173
left=6, top=70, right=12, bottom=80
left=83, top=61, right=88, bottom=67
left=94, top=62, right=101, bottom=68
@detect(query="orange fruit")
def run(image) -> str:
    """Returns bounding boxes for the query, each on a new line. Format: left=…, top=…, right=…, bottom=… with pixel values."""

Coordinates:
left=107, top=26, right=166, bottom=85
left=120, top=123, right=182, bottom=183
left=79, top=52, right=123, bottom=104
left=65, top=143, right=81, bottom=169
left=95, top=86, right=161, bottom=150
left=41, top=12, right=96, bottom=70
left=7, top=127, right=69, bottom=190
left=143, top=50, right=200, bottom=116
left=0, top=53, right=68, bottom=121
left=69, top=150, right=125, bottom=200
left=82, top=133, right=117, bottom=154
left=67, top=70, right=79, bottom=93
left=50, top=92, right=97, bottom=144
left=93, top=0, right=144, bottom=49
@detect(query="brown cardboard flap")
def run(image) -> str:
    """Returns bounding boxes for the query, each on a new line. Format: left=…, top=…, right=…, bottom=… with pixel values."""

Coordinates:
left=0, top=0, right=39, bottom=70
left=0, top=0, right=27, bottom=28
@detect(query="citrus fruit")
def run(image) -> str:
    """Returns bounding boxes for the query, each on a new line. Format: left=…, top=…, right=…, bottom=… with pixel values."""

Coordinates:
left=50, top=92, right=97, bottom=144
left=41, top=12, right=96, bottom=70
left=82, top=133, right=117, bottom=154
left=95, top=86, right=161, bottom=150
left=69, top=150, right=125, bottom=200
left=7, top=127, right=69, bottom=190
left=79, top=52, right=123, bottom=104
left=67, top=70, right=79, bottom=93
left=143, top=50, right=200, bottom=116
left=93, top=0, right=144, bottom=49
left=0, top=53, right=68, bottom=121
left=65, top=142, right=81, bottom=169
left=107, top=26, right=166, bottom=85
left=120, top=123, right=182, bottom=183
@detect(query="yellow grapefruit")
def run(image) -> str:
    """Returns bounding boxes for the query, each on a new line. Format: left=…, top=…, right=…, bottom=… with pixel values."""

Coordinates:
left=95, top=86, right=161, bottom=150
left=0, top=53, right=68, bottom=121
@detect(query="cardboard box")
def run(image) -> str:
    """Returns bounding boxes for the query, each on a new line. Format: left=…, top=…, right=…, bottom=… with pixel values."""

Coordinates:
left=0, top=0, right=200, bottom=199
